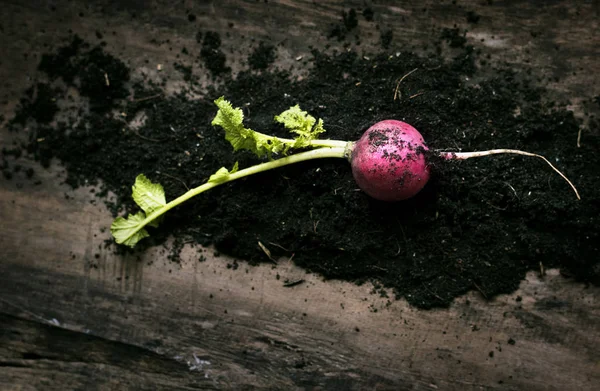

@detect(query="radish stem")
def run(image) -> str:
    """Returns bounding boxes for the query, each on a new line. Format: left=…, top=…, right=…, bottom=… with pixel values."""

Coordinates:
left=250, top=129, right=348, bottom=149
left=440, top=149, right=581, bottom=200
left=122, top=146, right=350, bottom=243
left=293, top=138, right=348, bottom=149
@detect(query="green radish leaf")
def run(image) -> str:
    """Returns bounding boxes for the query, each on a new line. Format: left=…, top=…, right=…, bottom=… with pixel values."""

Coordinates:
left=274, top=105, right=326, bottom=148
left=110, top=211, right=150, bottom=248
left=208, top=162, right=239, bottom=184
left=212, top=97, right=284, bottom=157
left=132, top=174, right=166, bottom=215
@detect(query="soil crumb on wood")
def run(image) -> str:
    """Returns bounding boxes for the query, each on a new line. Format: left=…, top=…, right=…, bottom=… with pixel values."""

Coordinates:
left=248, top=42, right=277, bottom=70
left=329, top=8, right=359, bottom=41
left=36, top=35, right=129, bottom=112
left=6, top=29, right=599, bottom=309
left=466, top=11, right=481, bottom=24
left=200, top=31, right=230, bottom=76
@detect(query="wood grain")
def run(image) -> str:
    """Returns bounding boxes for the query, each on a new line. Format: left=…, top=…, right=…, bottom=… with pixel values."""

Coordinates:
left=1, top=1, right=599, bottom=390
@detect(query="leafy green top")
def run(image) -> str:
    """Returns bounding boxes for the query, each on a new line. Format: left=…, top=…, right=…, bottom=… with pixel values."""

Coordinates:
left=274, top=105, right=325, bottom=148
left=211, top=97, right=284, bottom=157
left=212, top=97, right=327, bottom=157
left=111, top=99, right=340, bottom=248
left=132, top=174, right=166, bottom=216
left=111, top=174, right=166, bottom=247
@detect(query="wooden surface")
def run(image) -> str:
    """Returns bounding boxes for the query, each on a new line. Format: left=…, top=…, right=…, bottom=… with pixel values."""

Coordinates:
left=1, top=1, right=599, bottom=390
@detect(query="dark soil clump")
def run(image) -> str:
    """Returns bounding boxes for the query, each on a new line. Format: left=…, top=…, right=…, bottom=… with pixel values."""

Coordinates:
left=11, top=83, right=59, bottom=125
left=441, top=28, right=468, bottom=48
left=329, top=9, right=359, bottom=41
left=37, top=36, right=130, bottom=111
left=380, top=29, right=393, bottom=49
left=342, top=9, right=359, bottom=31
left=174, top=63, right=193, bottom=82
left=200, top=31, right=230, bottom=76
left=8, top=32, right=600, bottom=309
left=466, top=11, right=481, bottom=24
left=248, top=42, right=277, bottom=70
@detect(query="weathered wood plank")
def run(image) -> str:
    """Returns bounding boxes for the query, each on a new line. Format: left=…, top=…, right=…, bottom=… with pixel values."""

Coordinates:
left=0, top=314, right=215, bottom=390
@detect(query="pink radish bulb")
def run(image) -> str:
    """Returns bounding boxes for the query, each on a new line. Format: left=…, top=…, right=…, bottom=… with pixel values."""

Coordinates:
left=351, top=120, right=430, bottom=201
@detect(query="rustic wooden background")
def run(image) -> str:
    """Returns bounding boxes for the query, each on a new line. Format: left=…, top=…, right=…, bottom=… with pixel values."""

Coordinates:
left=1, top=1, right=599, bottom=390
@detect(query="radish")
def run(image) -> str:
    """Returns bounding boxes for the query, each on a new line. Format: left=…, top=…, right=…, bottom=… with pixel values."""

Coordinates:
left=351, top=120, right=430, bottom=201
left=111, top=98, right=580, bottom=247
left=350, top=119, right=580, bottom=202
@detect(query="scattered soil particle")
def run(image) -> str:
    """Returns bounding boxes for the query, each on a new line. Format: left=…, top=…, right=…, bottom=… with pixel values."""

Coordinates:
left=329, top=8, right=359, bottom=41
left=343, top=9, right=359, bottom=31
left=8, top=27, right=600, bottom=309
left=248, top=42, right=277, bottom=70
left=441, top=28, right=468, bottom=48
left=200, top=31, right=230, bottom=76
left=380, top=29, right=393, bottom=49
left=466, top=11, right=481, bottom=24
left=37, top=35, right=129, bottom=111
left=10, top=83, right=59, bottom=125
left=174, top=63, right=193, bottom=82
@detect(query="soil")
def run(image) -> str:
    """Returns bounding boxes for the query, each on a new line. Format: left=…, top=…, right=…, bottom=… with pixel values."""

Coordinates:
left=248, top=42, right=277, bottom=70
left=199, top=31, right=230, bottom=76
left=4, top=25, right=599, bottom=309
left=328, top=8, right=359, bottom=41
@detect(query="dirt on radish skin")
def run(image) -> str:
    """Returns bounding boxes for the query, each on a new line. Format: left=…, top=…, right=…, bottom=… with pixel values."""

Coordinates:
left=351, top=120, right=430, bottom=201
left=8, top=31, right=600, bottom=309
